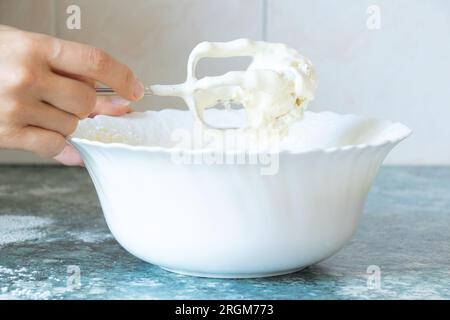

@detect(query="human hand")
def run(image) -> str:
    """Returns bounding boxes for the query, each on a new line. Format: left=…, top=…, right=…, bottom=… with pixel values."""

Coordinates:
left=0, top=25, right=145, bottom=165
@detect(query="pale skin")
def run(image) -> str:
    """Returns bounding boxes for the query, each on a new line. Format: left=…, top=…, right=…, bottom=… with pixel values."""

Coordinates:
left=0, top=25, right=145, bottom=165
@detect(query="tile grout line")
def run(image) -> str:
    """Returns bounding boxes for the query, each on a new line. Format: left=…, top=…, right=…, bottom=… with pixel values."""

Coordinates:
left=262, top=0, right=268, bottom=41
left=50, top=0, right=57, bottom=36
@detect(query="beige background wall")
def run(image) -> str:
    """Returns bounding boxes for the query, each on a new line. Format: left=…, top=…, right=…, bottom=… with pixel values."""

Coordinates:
left=0, top=0, right=449, bottom=164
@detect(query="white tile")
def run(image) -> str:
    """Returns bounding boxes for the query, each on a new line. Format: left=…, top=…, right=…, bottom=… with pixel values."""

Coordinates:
left=0, top=0, right=54, bottom=34
left=267, top=0, right=450, bottom=164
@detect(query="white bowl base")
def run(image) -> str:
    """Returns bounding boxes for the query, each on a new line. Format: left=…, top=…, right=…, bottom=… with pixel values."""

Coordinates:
left=159, top=265, right=307, bottom=279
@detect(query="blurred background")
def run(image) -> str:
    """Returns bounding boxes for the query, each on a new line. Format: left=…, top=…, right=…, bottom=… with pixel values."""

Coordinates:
left=0, top=0, right=449, bottom=164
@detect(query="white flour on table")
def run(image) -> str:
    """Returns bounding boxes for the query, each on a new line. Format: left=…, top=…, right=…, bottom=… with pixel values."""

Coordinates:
left=0, top=215, right=53, bottom=246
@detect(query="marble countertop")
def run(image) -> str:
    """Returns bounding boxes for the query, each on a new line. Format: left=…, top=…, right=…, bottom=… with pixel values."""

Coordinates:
left=0, top=166, right=449, bottom=300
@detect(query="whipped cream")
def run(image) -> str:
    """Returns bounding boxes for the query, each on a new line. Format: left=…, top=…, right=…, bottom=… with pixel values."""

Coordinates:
left=150, top=39, right=317, bottom=135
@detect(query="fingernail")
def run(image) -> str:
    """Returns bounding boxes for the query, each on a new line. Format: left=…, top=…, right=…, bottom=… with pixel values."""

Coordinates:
left=133, top=79, right=145, bottom=99
left=111, top=96, right=131, bottom=106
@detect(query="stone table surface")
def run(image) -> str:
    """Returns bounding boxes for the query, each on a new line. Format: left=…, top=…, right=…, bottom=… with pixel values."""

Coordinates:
left=0, top=166, right=449, bottom=300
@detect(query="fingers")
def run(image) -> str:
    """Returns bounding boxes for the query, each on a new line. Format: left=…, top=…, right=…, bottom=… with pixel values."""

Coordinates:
left=41, top=74, right=97, bottom=119
left=90, top=96, right=133, bottom=117
left=0, top=91, right=81, bottom=138
left=0, top=29, right=135, bottom=164
left=26, top=101, right=79, bottom=136
left=41, top=73, right=133, bottom=119
left=52, top=69, right=96, bottom=87
left=0, top=98, right=83, bottom=162
left=46, top=39, right=144, bottom=101
left=15, top=126, right=66, bottom=158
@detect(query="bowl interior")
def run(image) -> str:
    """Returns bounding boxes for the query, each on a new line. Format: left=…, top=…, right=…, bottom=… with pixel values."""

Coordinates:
left=72, top=109, right=411, bottom=152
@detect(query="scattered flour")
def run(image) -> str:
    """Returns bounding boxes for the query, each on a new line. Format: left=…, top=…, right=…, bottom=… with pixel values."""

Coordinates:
left=66, top=231, right=113, bottom=243
left=28, top=186, right=73, bottom=196
left=0, top=266, right=14, bottom=275
left=0, top=215, right=53, bottom=246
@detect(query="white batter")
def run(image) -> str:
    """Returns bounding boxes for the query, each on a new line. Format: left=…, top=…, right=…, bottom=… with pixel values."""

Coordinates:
left=150, top=39, right=317, bottom=136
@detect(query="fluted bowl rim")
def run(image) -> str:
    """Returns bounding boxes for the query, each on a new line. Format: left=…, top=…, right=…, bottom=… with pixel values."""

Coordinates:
left=69, top=111, right=412, bottom=156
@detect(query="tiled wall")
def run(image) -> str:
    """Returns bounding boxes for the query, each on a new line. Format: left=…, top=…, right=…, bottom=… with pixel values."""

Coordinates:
left=266, top=0, right=450, bottom=165
left=1, top=0, right=449, bottom=164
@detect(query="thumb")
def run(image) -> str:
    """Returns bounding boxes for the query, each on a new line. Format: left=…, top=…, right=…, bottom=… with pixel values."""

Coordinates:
left=89, top=96, right=134, bottom=118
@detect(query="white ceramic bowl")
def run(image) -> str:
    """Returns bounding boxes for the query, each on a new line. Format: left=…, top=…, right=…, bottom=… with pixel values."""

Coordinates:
left=70, top=110, right=411, bottom=278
